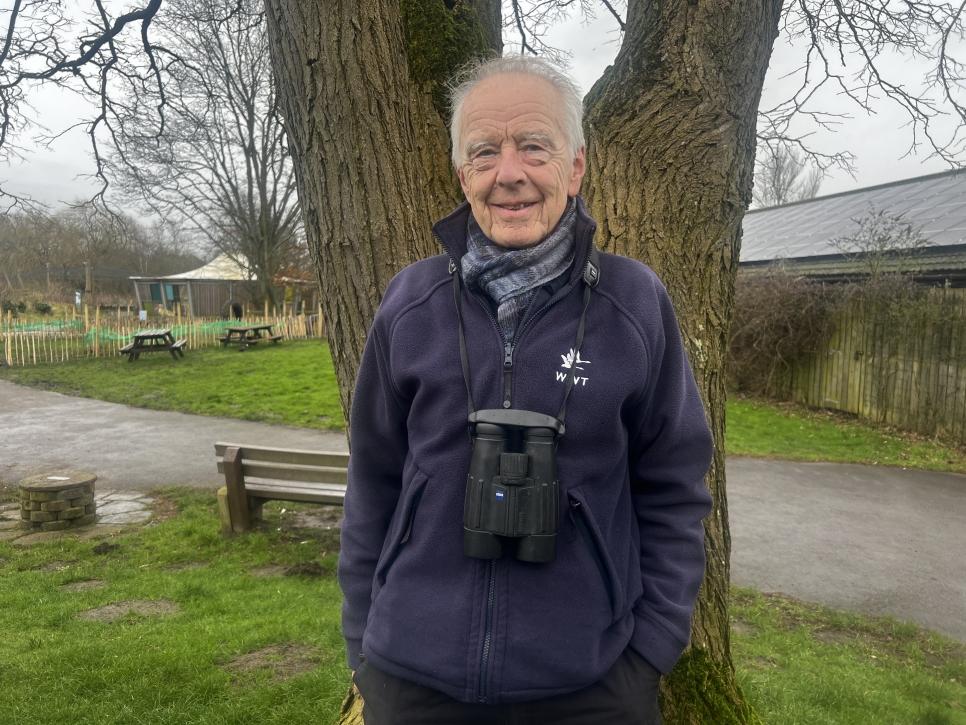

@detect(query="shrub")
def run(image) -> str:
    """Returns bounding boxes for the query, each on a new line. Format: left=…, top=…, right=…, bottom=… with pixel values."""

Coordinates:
left=32, top=301, right=52, bottom=315
left=729, top=270, right=842, bottom=395
left=0, top=300, right=28, bottom=315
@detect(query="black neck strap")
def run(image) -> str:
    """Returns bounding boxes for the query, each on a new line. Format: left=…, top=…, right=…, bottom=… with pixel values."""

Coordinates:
left=451, top=245, right=601, bottom=435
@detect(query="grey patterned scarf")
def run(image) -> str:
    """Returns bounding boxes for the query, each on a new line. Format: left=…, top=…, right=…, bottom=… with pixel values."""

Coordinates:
left=462, top=198, right=577, bottom=342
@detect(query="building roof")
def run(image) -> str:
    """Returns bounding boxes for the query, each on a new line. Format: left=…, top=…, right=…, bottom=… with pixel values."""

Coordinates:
left=130, top=253, right=254, bottom=281
left=741, top=168, right=966, bottom=264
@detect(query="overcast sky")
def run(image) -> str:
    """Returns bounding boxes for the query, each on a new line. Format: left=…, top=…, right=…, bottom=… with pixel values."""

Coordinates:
left=1, top=6, right=959, bottom=210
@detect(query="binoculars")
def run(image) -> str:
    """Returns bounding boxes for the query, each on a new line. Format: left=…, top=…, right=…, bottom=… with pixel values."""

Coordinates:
left=462, top=409, right=561, bottom=563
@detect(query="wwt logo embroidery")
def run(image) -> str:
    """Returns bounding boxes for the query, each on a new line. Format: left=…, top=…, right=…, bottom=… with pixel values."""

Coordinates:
left=556, top=348, right=591, bottom=386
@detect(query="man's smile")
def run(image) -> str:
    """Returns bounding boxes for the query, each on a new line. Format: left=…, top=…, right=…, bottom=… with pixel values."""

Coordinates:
left=493, top=201, right=537, bottom=214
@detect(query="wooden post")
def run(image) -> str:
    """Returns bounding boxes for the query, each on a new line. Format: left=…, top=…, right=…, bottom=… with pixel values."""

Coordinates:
left=264, top=299, right=269, bottom=321
left=317, top=305, right=324, bottom=339
left=3, top=310, right=10, bottom=366
left=84, top=305, right=89, bottom=331
left=223, top=447, right=251, bottom=533
left=94, top=306, right=100, bottom=358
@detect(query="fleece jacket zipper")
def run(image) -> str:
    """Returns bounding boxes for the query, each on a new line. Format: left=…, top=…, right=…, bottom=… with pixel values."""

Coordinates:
left=435, top=226, right=592, bottom=704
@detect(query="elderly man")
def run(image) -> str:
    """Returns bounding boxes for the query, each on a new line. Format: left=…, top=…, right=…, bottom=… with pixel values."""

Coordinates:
left=339, top=56, right=713, bottom=724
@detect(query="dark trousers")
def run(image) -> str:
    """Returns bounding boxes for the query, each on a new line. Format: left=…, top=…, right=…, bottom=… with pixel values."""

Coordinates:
left=353, top=647, right=663, bottom=725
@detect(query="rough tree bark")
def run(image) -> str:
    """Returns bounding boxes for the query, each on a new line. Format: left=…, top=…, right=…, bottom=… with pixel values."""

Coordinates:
left=264, top=0, right=496, bottom=424
left=266, top=0, right=778, bottom=722
left=583, top=0, right=782, bottom=721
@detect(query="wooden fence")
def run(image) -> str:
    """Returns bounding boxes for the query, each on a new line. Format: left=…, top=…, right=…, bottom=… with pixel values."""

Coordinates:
left=2, top=306, right=326, bottom=367
left=783, top=289, right=966, bottom=443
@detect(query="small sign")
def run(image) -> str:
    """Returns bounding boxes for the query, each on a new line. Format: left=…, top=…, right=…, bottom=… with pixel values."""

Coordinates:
left=75, top=291, right=82, bottom=307
left=495, top=490, right=505, bottom=501
left=139, top=310, right=147, bottom=321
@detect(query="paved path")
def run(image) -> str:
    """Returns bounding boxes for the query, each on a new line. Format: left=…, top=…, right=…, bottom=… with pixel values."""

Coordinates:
left=0, top=380, right=347, bottom=491
left=3, top=380, right=964, bottom=642
left=728, top=457, right=966, bottom=643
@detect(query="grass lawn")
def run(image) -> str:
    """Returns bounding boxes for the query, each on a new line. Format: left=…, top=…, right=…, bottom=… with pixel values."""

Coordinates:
left=727, top=395, right=966, bottom=474
left=0, top=339, right=345, bottom=431
left=731, top=587, right=966, bottom=724
left=0, top=491, right=963, bottom=724
left=0, top=490, right=351, bottom=724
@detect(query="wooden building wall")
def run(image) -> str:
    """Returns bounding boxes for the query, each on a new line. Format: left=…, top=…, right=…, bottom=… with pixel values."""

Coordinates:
left=133, top=280, right=254, bottom=317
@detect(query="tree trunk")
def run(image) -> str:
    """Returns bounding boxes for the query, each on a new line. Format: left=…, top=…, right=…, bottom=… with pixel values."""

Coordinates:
left=583, top=0, right=782, bottom=721
left=265, top=0, right=495, bottom=426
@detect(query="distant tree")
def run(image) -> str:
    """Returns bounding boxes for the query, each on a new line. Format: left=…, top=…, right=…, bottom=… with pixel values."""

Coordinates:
left=753, top=145, right=823, bottom=208
left=831, top=206, right=932, bottom=279
left=107, top=0, right=301, bottom=310
left=0, top=206, right=201, bottom=301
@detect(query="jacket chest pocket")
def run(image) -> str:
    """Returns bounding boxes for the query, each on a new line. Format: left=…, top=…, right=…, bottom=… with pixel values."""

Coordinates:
left=374, top=471, right=428, bottom=588
left=568, top=491, right=625, bottom=620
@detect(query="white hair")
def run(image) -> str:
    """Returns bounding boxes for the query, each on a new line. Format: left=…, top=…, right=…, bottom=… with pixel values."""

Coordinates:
left=449, top=56, right=585, bottom=166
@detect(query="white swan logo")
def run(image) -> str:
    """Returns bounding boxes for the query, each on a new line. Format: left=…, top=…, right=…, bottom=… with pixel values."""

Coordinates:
left=556, top=348, right=590, bottom=386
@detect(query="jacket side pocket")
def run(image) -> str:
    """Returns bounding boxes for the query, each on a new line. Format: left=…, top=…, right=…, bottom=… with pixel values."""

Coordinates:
left=375, top=471, right=428, bottom=587
left=568, top=492, right=625, bottom=618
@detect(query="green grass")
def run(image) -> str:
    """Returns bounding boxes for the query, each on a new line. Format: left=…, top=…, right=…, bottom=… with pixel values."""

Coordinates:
left=0, top=339, right=344, bottom=430
left=0, top=491, right=350, bottom=724
left=727, top=395, right=966, bottom=474
left=731, top=587, right=966, bottom=724
left=1, top=494, right=963, bottom=724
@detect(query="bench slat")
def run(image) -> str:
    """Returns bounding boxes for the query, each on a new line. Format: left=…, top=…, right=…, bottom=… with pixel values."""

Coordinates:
left=216, top=460, right=348, bottom=485
left=215, top=442, right=348, bottom=468
left=246, top=484, right=346, bottom=505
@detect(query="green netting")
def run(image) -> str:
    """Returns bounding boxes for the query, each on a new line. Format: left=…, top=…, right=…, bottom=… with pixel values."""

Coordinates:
left=3, top=320, right=84, bottom=333
left=81, top=320, right=235, bottom=345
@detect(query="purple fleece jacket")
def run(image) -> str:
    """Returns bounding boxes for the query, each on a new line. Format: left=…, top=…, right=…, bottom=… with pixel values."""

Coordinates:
left=338, top=197, right=713, bottom=705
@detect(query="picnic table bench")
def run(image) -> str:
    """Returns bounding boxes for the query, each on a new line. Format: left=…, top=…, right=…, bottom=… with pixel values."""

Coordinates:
left=214, top=442, right=348, bottom=533
left=120, top=328, right=187, bottom=362
left=218, top=324, right=283, bottom=350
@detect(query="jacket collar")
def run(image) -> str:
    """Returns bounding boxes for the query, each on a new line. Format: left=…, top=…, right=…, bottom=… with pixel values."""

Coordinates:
left=432, top=195, right=597, bottom=286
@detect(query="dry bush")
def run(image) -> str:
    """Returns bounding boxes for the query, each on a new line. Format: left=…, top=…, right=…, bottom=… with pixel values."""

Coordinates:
left=729, top=270, right=843, bottom=395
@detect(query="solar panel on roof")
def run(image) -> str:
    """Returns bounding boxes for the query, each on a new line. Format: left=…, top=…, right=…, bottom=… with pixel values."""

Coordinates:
left=741, top=169, right=966, bottom=263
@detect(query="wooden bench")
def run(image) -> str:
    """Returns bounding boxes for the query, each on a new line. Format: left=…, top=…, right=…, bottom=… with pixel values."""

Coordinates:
left=217, top=335, right=284, bottom=346
left=214, top=442, right=349, bottom=533
left=120, top=338, right=187, bottom=361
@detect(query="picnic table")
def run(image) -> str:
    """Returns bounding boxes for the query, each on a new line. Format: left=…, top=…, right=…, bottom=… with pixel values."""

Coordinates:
left=219, top=323, right=283, bottom=351
left=120, top=328, right=187, bottom=362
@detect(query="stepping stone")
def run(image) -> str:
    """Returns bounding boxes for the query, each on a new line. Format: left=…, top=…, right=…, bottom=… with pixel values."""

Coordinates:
left=98, top=511, right=151, bottom=525
left=97, top=501, right=146, bottom=516
left=14, top=531, right=70, bottom=545
left=101, top=493, right=148, bottom=502
left=61, top=579, right=108, bottom=592
left=77, top=599, right=179, bottom=623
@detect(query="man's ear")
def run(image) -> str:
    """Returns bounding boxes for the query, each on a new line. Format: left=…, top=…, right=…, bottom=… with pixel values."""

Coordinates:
left=456, top=164, right=470, bottom=195
left=568, top=147, right=586, bottom=197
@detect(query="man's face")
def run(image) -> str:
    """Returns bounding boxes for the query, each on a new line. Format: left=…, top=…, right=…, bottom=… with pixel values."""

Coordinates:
left=456, top=74, right=585, bottom=250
